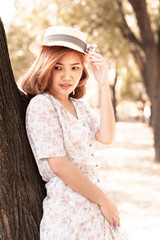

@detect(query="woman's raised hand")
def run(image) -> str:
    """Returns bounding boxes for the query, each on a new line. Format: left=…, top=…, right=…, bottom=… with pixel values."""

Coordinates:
left=88, top=51, right=109, bottom=86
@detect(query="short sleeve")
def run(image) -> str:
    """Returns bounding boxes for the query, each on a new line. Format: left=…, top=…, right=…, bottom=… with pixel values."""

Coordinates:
left=80, top=98, right=100, bottom=135
left=26, top=95, right=66, bottom=161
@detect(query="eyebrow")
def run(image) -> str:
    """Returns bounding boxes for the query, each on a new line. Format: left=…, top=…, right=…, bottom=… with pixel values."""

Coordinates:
left=56, top=62, right=81, bottom=66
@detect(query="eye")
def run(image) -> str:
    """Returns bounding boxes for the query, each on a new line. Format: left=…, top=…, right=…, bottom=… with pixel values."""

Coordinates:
left=54, top=66, right=62, bottom=70
left=72, top=66, right=79, bottom=70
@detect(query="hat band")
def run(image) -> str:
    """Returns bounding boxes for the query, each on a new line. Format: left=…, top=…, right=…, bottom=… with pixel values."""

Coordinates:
left=44, top=34, right=87, bottom=52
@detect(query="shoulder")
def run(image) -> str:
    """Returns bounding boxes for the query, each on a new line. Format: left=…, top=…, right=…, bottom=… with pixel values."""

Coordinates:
left=26, top=93, right=55, bottom=115
left=29, top=93, right=51, bottom=106
left=27, top=93, right=53, bottom=109
left=26, top=93, right=58, bottom=127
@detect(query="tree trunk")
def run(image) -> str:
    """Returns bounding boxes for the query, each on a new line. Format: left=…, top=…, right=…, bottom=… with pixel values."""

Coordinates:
left=116, top=0, right=160, bottom=161
left=141, top=44, right=160, bottom=156
left=110, top=70, right=118, bottom=121
left=129, top=0, right=160, bottom=162
left=0, top=19, right=46, bottom=240
left=154, top=92, right=160, bottom=162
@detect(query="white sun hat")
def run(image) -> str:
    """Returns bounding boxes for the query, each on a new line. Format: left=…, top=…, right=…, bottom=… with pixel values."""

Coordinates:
left=30, top=26, right=93, bottom=55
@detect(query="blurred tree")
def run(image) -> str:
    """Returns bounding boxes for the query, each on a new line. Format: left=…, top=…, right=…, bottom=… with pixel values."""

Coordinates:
left=0, top=19, right=46, bottom=240
left=115, top=0, right=160, bottom=161
left=56, top=0, right=144, bottom=115
left=56, top=0, right=160, bottom=161
left=119, top=63, right=146, bottom=102
left=7, top=0, right=57, bottom=81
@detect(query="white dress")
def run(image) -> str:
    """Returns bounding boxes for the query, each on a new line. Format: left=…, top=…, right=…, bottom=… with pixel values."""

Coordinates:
left=26, top=92, right=131, bottom=240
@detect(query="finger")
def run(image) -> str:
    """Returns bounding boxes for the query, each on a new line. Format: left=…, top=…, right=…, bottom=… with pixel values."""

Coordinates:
left=113, top=219, right=119, bottom=228
left=116, top=218, right=121, bottom=227
left=88, top=51, right=102, bottom=58
left=116, top=219, right=120, bottom=227
left=113, top=214, right=119, bottom=222
left=91, top=63, right=103, bottom=67
left=89, top=58, right=103, bottom=63
left=92, top=63, right=103, bottom=70
left=107, top=217, right=113, bottom=226
left=91, top=64, right=103, bottom=71
left=89, top=55, right=105, bottom=62
left=90, top=61, right=108, bottom=69
left=113, top=219, right=117, bottom=227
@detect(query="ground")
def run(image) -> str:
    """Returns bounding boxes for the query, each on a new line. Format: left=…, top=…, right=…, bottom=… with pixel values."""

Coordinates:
left=95, top=122, right=160, bottom=240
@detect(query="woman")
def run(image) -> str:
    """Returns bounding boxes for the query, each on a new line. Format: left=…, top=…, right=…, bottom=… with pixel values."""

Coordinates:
left=22, top=26, right=130, bottom=239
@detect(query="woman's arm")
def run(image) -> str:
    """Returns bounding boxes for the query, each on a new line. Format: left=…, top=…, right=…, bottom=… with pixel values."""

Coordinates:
left=47, top=156, right=120, bottom=227
left=88, top=52, right=115, bottom=144
left=96, top=84, right=115, bottom=144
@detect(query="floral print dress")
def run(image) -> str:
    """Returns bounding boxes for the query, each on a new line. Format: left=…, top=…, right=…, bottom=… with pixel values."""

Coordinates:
left=26, top=92, right=131, bottom=240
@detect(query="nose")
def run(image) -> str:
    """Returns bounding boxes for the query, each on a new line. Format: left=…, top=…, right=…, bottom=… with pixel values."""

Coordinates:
left=62, top=69, right=72, bottom=81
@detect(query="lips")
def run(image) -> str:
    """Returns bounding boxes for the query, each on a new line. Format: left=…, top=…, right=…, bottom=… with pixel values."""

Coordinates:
left=60, top=84, right=72, bottom=90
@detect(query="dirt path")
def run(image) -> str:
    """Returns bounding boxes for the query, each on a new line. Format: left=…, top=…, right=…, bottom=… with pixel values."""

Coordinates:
left=95, top=122, right=160, bottom=240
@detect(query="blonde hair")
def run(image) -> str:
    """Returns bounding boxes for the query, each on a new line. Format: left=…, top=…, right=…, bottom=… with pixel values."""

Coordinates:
left=21, top=46, right=89, bottom=99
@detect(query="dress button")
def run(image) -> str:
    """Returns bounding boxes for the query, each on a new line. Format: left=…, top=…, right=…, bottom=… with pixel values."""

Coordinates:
left=89, top=144, right=92, bottom=147
left=91, top=154, right=94, bottom=157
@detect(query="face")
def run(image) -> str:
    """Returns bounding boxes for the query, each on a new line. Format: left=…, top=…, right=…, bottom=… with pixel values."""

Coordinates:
left=51, top=51, right=83, bottom=98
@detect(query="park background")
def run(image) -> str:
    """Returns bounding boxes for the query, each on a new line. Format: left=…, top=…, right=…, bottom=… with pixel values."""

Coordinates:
left=0, top=0, right=160, bottom=239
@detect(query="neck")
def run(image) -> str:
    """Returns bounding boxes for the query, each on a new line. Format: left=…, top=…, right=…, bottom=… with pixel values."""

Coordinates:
left=47, top=90, right=70, bottom=103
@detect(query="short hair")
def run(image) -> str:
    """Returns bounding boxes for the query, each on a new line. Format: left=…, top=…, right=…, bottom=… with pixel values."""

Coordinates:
left=21, top=46, right=89, bottom=99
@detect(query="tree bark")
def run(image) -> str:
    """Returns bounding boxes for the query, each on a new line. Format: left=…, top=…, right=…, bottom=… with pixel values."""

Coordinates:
left=110, top=70, right=118, bottom=120
left=0, top=19, right=46, bottom=240
left=116, top=0, right=160, bottom=161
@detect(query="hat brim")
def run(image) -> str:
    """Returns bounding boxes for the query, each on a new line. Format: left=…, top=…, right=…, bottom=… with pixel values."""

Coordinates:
left=30, top=41, right=87, bottom=55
